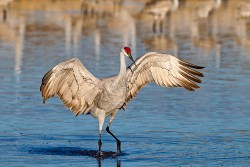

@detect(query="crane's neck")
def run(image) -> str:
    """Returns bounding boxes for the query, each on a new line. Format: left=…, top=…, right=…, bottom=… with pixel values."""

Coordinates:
left=113, top=52, right=127, bottom=85
left=120, top=52, right=127, bottom=75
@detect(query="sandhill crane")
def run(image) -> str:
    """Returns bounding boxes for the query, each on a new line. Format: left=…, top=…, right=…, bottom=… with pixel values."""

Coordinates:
left=0, top=0, right=13, bottom=6
left=197, top=0, right=221, bottom=18
left=40, top=47, right=204, bottom=156
left=0, top=0, right=14, bottom=21
left=236, top=0, right=250, bottom=18
left=142, top=0, right=179, bottom=32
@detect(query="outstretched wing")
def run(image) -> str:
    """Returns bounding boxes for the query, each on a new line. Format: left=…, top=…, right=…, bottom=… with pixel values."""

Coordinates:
left=40, top=58, right=100, bottom=116
left=121, top=52, right=204, bottom=109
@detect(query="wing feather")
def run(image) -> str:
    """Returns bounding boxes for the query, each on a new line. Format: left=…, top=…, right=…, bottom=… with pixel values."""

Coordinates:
left=121, top=52, right=204, bottom=109
left=40, top=58, right=100, bottom=116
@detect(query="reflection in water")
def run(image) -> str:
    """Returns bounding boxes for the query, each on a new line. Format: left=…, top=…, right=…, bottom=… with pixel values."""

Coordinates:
left=65, top=0, right=133, bottom=58
left=95, top=29, right=101, bottom=58
left=215, top=43, right=221, bottom=68
left=1, top=0, right=250, bottom=61
left=29, top=146, right=121, bottom=167
left=65, top=15, right=84, bottom=57
left=108, top=7, right=136, bottom=54
left=143, top=34, right=177, bottom=55
left=190, top=0, right=222, bottom=68
left=97, top=157, right=121, bottom=167
left=0, top=1, right=25, bottom=112
left=14, top=17, right=25, bottom=76
left=191, top=0, right=220, bottom=50
left=189, top=0, right=222, bottom=67
left=0, top=2, right=25, bottom=80
left=140, top=0, right=179, bottom=54
left=191, top=16, right=219, bottom=49
left=65, top=16, right=73, bottom=57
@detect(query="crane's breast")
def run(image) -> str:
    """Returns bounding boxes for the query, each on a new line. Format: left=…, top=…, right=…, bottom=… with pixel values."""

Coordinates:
left=95, top=84, right=126, bottom=111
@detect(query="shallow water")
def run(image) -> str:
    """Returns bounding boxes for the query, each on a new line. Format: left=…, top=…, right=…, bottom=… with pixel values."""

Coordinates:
left=0, top=0, right=250, bottom=166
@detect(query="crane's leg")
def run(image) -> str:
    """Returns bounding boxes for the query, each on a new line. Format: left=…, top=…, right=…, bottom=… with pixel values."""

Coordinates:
left=153, top=20, right=156, bottom=33
left=160, top=13, right=166, bottom=33
left=3, top=8, right=7, bottom=22
left=106, top=111, right=121, bottom=154
left=160, top=19, right=163, bottom=33
left=106, top=126, right=121, bottom=153
left=97, top=111, right=105, bottom=157
left=153, top=15, right=157, bottom=33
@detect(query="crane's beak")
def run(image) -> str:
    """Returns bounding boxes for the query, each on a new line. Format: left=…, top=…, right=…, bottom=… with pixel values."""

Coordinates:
left=128, top=54, right=136, bottom=66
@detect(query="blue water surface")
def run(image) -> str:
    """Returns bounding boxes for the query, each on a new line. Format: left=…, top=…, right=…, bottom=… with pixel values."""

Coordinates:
left=0, top=1, right=250, bottom=166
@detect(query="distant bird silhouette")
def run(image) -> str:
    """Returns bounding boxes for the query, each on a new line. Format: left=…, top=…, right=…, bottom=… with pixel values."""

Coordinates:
left=142, top=0, right=179, bottom=32
left=237, top=0, right=250, bottom=18
left=197, top=0, right=221, bottom=18
left=40, top=47, right=204, bottom=156
left=0, top=0, right=13, bottom=21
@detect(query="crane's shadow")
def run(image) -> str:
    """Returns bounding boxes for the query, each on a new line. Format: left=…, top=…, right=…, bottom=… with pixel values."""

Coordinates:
left=29, top=146, right=125, bottom=166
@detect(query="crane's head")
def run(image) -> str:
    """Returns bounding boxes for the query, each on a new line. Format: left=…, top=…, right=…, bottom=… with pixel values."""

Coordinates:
left=122, top=47, right=136, bottom=64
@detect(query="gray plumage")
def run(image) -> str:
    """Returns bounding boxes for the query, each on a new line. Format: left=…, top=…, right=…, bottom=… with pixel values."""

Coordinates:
left=40, top=47, right=204, bottom=155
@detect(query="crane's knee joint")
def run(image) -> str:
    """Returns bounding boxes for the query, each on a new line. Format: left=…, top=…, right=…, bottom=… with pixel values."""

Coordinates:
left=106, top=126, right=110, bottom=133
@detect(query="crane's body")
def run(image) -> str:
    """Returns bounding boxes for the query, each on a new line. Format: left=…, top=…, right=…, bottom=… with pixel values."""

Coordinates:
left=144, top=0, right=179, bottom=16
left=97, top=78, right=126, bottom=113
left=197, top=0, right=221, bottom=18
left=237, top=1, right=250, bottom=18
left=40, top=47, right=204, bottom=156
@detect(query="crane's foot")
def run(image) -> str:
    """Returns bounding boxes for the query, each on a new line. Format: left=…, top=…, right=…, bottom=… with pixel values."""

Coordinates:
left=96, top=151, right=103, bottom=157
